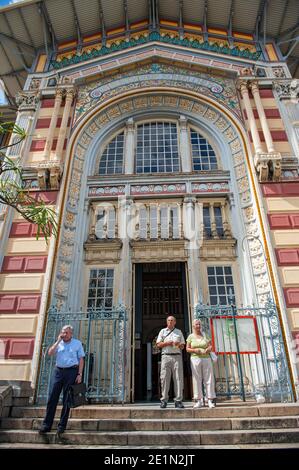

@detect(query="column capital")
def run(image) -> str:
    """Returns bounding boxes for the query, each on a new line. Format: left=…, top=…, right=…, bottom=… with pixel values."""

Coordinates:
left=237, top=80, right=249, bottom=94
left=179, top=115, right=188, bottom=130
left=184, top=196, right=197, bottom=204
left=55, top=88, right=65, bottom=99
left=65, top=88, right=76, bottom=101
left=126, top=117, right=134, bottom=132
left=249, top=80, right=259, bottom=93
left=15, top=91, right=40, bottom=111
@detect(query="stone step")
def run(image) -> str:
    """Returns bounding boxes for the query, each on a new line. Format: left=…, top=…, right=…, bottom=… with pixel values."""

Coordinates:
left=0, top=428, right=299, bottom=446
left=10, top=403, right=299, bottom=419
left=1, top=416, right=299, bottom=432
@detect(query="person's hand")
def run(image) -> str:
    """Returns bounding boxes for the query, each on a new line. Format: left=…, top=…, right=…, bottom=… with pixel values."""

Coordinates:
left=168, top=341, right=174, bottom=347
left=75, top=374, right=82, bottom=384
left=57, top=332, right=63, bottom=342
left=173, top=341, right=180, bottom=348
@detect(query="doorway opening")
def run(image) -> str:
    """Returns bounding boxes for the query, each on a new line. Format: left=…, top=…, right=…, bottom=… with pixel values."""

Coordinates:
left=133, top=262, right=191, bottom=401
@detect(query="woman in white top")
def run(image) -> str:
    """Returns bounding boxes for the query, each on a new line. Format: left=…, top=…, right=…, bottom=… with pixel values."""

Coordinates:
left=186, top=319, right=216, bottom=408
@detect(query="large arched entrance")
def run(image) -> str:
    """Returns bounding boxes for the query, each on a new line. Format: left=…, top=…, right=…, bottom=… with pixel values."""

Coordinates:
left=36, top=82, right=294, bottom=403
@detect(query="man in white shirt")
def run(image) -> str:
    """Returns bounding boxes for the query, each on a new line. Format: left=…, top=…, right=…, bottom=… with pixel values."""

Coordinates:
left=156, top=315, right=185, bottom=408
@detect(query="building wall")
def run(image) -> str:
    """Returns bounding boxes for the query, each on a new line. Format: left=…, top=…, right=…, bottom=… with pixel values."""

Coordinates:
left=0, top=41, right=298, bottom=398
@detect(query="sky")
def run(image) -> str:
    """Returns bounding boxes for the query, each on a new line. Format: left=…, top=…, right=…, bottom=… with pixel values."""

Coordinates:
left=0, top=0, right=25, bottom=7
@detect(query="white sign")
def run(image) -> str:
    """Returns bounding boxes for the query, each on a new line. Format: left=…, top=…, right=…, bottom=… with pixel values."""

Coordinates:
left=211, top=316, right=260, bottom=354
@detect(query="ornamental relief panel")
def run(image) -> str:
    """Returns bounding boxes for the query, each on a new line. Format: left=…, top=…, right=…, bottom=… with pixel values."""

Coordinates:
left=74, top=63, right=240, bottom=124
left=52, top=91, right=271, bottom=308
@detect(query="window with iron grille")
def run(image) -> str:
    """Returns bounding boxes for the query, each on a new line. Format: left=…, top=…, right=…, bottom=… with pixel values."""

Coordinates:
left=136, top=122, right=180, bottom=173
left=190, top=130, right=218, bottom=171
left=87, top=269, right=114, bottom=309
left=98, top=132, right=124, bottom=174
left=207, top=266, right=235, bottom=305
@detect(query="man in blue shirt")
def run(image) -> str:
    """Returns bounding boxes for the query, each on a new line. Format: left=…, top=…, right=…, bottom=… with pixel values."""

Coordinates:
left=39, top=325, right=85, bottom=436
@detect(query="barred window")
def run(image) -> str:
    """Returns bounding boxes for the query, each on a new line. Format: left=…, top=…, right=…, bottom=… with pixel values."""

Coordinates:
left=99, top=132, right=124, bottom=174
left=87, top=268, right=114, bottom=309
left=136, top=122, right=180, bottom=173
left=190, top=130, right=218, bottom=171
left=207, top=266, right=235, bottom=305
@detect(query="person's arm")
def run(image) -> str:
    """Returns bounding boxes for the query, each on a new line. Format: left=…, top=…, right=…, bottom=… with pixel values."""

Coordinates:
left=157, top=339, right=173, bottom=349
left=204, top=340, right=212, bottom=354
left=48, top=333, right=62, bottom=356
left=75, top=357, right=84, bottom=384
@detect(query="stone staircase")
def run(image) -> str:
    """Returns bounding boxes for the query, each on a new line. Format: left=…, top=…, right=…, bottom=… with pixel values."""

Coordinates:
left=1, top=401, right=299, bottom=448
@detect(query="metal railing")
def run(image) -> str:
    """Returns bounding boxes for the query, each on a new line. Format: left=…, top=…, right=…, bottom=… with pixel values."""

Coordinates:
left=36, top=306, right=127, bottom=404
left=195, top=298, right=294, bottom=403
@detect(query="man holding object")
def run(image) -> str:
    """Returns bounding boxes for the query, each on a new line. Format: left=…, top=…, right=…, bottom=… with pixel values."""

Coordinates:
left=39, top=325, right=85, bottom=436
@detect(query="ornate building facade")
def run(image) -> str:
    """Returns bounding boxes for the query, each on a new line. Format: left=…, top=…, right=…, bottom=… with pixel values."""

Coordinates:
left=0, top=0, right=299, bottom=404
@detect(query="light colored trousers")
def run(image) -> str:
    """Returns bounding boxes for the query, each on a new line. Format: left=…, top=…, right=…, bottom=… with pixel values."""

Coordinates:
left=160, top=354, right=184, bottom=402
left=190, top=357, right=216, bottom=400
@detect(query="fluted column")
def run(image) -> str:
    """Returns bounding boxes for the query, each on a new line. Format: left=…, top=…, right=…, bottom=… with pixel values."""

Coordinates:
left=124, top=118, right=135, bottom=174
left=117, top=198, right=133, bottom=307
left=55, top=88, right=75, bottom=160
left=184, top=197, right=201, bottom=311
left=179, top=115, right=192, bottom=172
left=251, top=81, right=275, bottom=154
left=239, top=82, right=263, bottom=154
left=44, top=88, right=64, bottom=160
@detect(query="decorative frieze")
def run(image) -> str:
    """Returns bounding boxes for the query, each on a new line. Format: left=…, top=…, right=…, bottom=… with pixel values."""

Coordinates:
left=131, top=183, right=186, bottom=196
left=191, top=182, right=230, bottom=193
left=84, top=240, right=122, bottom=264
left=87, top=182, right=231, bottom=198
left=199, top=238, right=237, bottom=260
left=88, top=186, right=126, bottom=197
left=130, top=239, right=188, bottom=262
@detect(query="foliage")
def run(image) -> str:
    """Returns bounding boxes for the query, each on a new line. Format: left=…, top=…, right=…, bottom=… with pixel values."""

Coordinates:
left=0, top=121, right=57, bottom=241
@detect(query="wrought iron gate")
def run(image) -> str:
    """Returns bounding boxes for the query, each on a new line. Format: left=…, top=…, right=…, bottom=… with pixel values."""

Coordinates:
left=36, top=306, right=127, bottom=404
left=195, top=299, right=294, bottom=403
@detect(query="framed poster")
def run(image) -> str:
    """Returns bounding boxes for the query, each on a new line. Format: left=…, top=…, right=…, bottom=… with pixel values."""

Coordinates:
left=210, top=316, right=260, bottom=354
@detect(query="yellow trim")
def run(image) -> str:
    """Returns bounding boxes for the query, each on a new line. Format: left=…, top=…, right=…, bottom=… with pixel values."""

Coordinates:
left=107, top=26, right=125, bottom=35
left=36, top=86, right=296, bottom=400
left=35, top=54, right=47, bottom=73
left=265, top=43, right=279, bottom=61
left=233, top=32, right=253, bottom=40
left=131, top=20, right=148, bottom=29
left=57, top=40, right=77, bottom=51
left=208, top=27, right=227, bottom=35
left=83, top=33, right=102, bottom=43
left=160, top=20, right=178, bottom=27
left=184, top=23, right=202, bottom=31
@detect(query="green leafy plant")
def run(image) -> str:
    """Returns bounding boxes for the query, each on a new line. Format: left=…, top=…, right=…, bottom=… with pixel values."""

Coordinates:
left=0, top=121, right=58, bottom=241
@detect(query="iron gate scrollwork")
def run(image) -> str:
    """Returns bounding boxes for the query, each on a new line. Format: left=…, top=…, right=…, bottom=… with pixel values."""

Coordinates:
left=36, top=306, right=127, bottom=404
left=195, top=298, right=294, bottom=403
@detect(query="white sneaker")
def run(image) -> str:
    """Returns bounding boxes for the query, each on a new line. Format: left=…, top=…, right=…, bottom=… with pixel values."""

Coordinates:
left=208, top=399, right=215, bottom=408
left=193, top=400, right=203, bottom=408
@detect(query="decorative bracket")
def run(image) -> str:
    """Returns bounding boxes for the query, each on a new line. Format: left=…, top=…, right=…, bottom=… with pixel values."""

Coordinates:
left=254, top=153, right=282, bottom=182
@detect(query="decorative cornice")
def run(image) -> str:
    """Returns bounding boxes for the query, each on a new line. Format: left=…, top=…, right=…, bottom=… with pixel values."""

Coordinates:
left=50, top=31, right=262, bottom=71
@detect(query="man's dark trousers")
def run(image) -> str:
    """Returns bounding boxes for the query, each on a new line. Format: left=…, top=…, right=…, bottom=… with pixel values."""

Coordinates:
left=42, top=367, right=78, bottom=432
